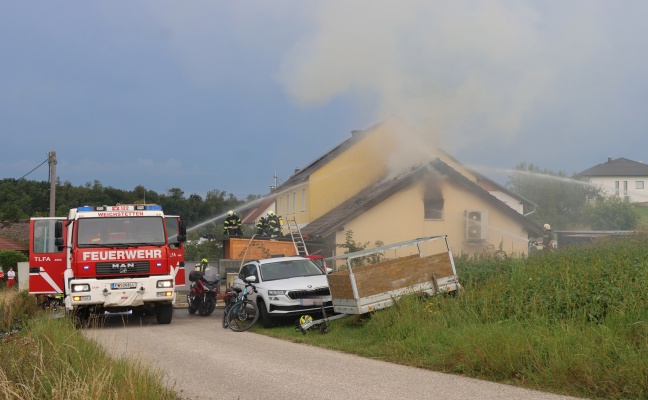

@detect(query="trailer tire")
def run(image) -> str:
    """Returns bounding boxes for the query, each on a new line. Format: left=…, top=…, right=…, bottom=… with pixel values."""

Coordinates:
left=257, top=300, right=274, bottom=328
left=156, top=303, right=173, bottom=324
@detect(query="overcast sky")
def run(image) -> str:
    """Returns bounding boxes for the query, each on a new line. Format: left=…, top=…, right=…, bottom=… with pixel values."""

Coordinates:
left=2, top=1, right=648, bottom=200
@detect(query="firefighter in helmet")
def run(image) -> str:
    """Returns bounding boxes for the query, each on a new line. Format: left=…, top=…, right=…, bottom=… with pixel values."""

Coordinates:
left=266, top=210, right=281, bottom=238
left=542, top=224, right=555, bottom=252
left=223, top=210, right=243, bottom=236
left=256, top=216, right=268, bottom=236
left=195, top=258, right=209, bottom=272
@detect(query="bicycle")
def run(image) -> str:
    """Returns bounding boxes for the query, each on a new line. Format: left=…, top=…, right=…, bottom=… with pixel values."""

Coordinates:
left=223, top=277, right=259, bottom=332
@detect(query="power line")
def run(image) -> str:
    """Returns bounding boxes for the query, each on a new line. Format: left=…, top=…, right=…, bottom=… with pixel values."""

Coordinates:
left=18, top=156, right=50, bottom=180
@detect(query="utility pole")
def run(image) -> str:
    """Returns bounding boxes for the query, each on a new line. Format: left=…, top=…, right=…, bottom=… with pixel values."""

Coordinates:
left=48, top=151, right=56, bottom=217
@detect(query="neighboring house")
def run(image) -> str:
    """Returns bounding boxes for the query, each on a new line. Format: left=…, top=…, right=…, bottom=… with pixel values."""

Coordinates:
left=578, top=157, right=648, bottom=204
left=271, top=119, right=542, bottom=258
left=0, top=221, right=29, bottom=254
left=240, top=195, right=276, bottom=229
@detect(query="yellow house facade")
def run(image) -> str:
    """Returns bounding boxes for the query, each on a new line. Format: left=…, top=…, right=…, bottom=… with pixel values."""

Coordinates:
left=273, top=121, right=542, bottom=258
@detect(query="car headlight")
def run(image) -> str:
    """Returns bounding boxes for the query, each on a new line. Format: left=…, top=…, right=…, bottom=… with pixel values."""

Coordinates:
left=156, top=280, right=173, bottom=288
left=72, top=284, right=90, bottom=292
left=268, top=290, right=287, bottom=296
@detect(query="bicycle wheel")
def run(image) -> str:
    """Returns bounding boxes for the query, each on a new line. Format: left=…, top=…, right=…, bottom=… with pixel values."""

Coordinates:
left=226, top=300, right=259, bottom=332
left=222, top=302, right=234, bottom=329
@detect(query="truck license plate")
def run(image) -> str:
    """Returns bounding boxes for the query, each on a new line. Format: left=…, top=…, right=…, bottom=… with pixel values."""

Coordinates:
left=111, top=282, right=137, bottom=289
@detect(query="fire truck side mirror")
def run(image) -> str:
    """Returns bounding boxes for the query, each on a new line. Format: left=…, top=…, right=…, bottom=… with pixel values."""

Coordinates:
left=177, top=219, right=187, bottom=242
left=55, top=220, right=63, bottom=239
left=54, top=220, right=64, bottom=250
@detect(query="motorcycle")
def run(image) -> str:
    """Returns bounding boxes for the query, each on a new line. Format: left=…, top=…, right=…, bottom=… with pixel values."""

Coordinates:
left=187, top=269, right=221, bottom=316
left=39, top=293, right=64, bottom=311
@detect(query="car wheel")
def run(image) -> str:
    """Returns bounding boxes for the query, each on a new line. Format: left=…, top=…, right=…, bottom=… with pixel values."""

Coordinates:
left=257, top=300, right=273, bottom=328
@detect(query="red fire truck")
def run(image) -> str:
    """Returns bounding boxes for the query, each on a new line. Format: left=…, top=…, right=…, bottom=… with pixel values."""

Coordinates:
left=29, top=204, right=187, bottom=324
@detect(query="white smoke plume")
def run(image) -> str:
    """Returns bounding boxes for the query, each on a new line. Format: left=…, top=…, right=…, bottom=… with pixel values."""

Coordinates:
left=277, top=1, right=611, bottom=158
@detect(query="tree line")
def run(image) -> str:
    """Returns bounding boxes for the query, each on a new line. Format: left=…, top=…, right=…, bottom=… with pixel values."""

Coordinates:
left=0, top=162, right=641, bottom=257
left=505, top=163, right=640, bottom=231
left=0, top=178, right=259, bottom=235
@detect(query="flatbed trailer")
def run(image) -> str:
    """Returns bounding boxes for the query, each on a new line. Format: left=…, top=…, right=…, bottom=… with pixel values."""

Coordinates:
left=326, top=235, right=461, bottom=315
left=296, top=236, right=461, bottom=334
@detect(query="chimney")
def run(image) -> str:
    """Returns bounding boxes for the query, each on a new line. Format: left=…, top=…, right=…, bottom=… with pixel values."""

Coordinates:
left=351, top=130, right=362, bottom=137
left=608, top=156, right=612, bottom=162
left=294, top=167, right=300, bottom=174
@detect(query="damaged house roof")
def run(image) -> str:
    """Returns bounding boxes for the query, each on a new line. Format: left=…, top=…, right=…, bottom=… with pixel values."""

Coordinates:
left=301, top=158, right=543, bottom=240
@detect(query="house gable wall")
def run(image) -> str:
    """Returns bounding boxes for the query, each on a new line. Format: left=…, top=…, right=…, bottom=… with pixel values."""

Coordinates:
left=586, top=176, right=648, bottom=203
left=332, top=179, right=529, bottom=257
left=308, top=122, right=402, bottom=221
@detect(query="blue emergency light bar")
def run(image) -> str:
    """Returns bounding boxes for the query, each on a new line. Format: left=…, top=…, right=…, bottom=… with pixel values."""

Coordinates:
left=136, top=205, right=163, bottom=211
left=76, top=205, right=163, bottom=212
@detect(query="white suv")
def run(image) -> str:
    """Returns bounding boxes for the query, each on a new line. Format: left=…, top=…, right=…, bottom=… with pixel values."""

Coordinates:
left=233, top=256, right=333, bottom=328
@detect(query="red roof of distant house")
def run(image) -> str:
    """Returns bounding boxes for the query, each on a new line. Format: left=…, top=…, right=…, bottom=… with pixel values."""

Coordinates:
left=0, top=221, right=29, bottom=252
left=241, top=196, right=276, bottom=224
left=0, top=235, right=28, bottom=252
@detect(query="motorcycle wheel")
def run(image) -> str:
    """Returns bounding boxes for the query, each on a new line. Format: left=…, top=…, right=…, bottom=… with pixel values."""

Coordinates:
left=198, top=297, right=215, bottom=317
left=188, top=294, right=197, bottom=315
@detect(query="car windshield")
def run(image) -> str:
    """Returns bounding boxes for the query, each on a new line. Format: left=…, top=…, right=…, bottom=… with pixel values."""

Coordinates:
left=259, top=259, right=324, bottom=282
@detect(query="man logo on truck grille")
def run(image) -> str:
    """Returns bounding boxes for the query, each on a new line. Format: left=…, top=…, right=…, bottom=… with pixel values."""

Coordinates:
left=112, top=263, right=135, bottom=273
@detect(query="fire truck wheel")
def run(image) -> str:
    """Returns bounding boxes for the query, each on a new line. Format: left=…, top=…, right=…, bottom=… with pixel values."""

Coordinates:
left=156, top=303, right=173, bottom=324
left=72, top=307, right=90, bottom=328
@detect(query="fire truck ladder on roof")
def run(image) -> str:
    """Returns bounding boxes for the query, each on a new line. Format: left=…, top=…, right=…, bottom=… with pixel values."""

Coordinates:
left=286, top=217, right=308, bottom=256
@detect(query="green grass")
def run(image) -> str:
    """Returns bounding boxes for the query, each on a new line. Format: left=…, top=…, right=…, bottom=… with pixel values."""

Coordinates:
left=0, top=291, right=180, bottom=400
left=260, top=235, right=648, bottom=400
left=635, top=206, right=648, bottom=230
left=2, top=234, right=647, bottom=399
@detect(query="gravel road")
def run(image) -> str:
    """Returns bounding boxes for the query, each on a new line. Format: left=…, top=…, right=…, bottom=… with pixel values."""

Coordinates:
left=84, top=309, right=583, bottom=400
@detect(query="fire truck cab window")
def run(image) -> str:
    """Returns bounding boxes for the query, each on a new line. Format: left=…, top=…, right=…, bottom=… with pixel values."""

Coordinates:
left=166, top=217, right=181, bottom=249
left=33, top=220, right=62, bottom=253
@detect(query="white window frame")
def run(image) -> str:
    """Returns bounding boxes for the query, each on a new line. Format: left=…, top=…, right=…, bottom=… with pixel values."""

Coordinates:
left=286, top=194, right=290, bottom=215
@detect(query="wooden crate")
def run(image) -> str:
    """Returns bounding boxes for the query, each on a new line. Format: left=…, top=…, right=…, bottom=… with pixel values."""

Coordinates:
left=223, top=238, right=297, bottom=260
